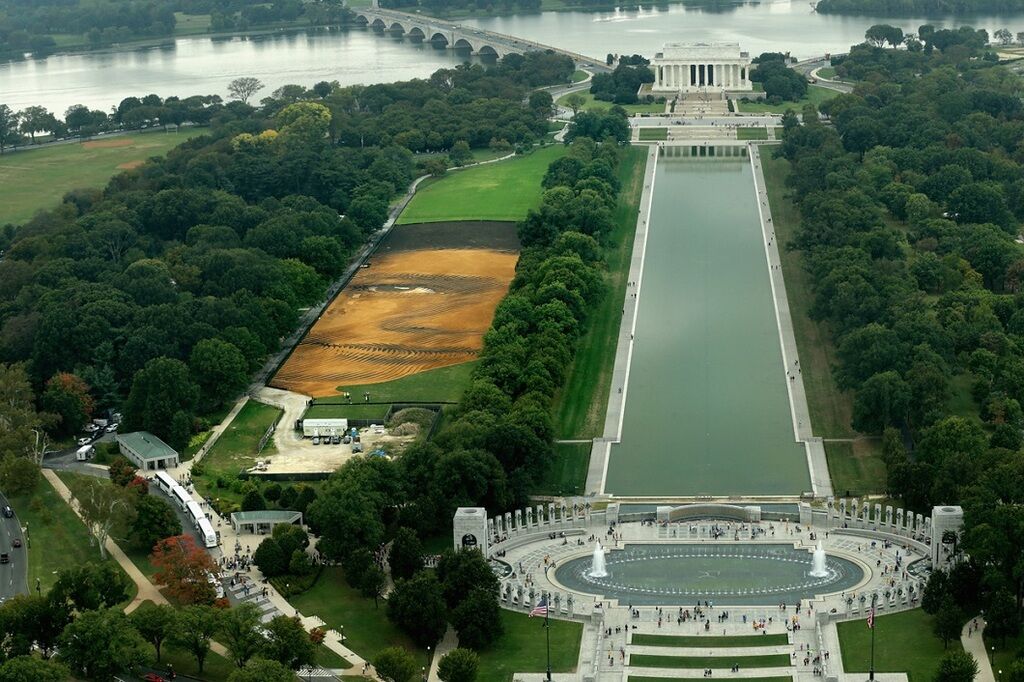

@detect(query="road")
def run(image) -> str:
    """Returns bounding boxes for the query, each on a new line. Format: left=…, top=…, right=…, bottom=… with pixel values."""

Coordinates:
left=791, top=55, right=854, bottom=93
left=0, top=491, right=29, bottom=602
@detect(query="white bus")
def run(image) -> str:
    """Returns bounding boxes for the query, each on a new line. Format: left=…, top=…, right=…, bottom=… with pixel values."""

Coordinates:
left=154, top=471, right=176, bottom=495
left=197, top=517, right=218, bottom=549
left=171, top=485, right=191, bottom=511
left=186, top=500, right=204, bottom=527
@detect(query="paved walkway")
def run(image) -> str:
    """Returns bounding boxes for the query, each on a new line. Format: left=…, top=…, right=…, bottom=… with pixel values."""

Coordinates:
left=748, top=144, right=833, bottom=499
left=584, top=144, right=658, bottom=496
left=961, top=616, right=995, bottom=682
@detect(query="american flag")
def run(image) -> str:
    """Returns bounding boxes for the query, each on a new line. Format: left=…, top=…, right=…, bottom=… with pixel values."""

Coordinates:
left=867, top=606, right=875, bottom=629
left=529, top=596, right=548, bottom=618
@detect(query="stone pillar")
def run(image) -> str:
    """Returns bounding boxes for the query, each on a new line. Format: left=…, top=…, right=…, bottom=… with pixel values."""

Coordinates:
left=514, top=509, right=523, bottom=532
left=874, top=504, right=882, bottom=526
left=453, top=507, right=489, bottom=554
left=931, top=505, right=963, bottom=569
left=548, top=503, right=556, bottom=525
left=526, top=507, right=534, bottom=528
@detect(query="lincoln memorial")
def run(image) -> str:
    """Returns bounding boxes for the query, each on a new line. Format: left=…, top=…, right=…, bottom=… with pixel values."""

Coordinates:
left=651, top=43, right=753, bottom=93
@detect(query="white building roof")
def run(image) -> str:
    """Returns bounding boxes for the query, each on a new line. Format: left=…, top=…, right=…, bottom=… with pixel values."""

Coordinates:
left=655, top=42, right=748, bottom=61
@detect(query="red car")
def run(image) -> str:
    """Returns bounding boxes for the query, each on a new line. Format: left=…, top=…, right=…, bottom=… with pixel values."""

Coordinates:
left=143, top=674, right=165, bottom=682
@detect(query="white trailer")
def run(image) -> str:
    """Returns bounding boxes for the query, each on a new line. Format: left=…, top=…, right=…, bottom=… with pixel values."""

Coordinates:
left=302, top=418, right=348, bottom=438
left=76, top=445, right=95, bottom=461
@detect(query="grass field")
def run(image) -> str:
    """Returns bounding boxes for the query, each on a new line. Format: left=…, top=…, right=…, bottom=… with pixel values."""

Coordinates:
left=398, top=146, right=566, bottom=224
left=737, top=127, right=769, bottom=140
left=638, top=128, right=668, bottom=141
left=736, top=85, right=838, bottom=114
left=760, top=153, right=886, bottom=495
left=631, top=634, right=789, bottom=647
left=825, top=440, right=887, bottom=497
left=536, top=442, right=591, bottom=496
left=551, top=146, right=646, bottom=439
left=10, top=476, right=114, bottom=593
left=302, top=403, right=393, bottom=420
left=557, top=91, right=665, bottom=115
left=838, top=609, right=962, bottom=682
left=288, top=567, right=417, bottom=662
left=0, top=132, right=193, bottom=225
left=192, top=400, right=282, bottom=507
left=476, top=611, right=583, bottom=682
left=629, top=653, right=791, bottom=668
left=816, top=66, right=838, bottom=79
left=173, top=11, right=212, bottom=34
left=313, top=361, right=478, bottom=405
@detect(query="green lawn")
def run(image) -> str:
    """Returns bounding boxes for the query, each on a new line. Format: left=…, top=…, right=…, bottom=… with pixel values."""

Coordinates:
left=816, top=66, right=837, bottom=79
left=638, top=128, right=668, bottom=141
left=631, top=678, right=790, bottom=682
left=173, top=11, right=212, bottom=34
left=551, top=146, right=646, bottom=439
left=760, top=153, right=886, bottom=494
left=736, top=85, right=837, bottom=114
left=557, top=91, right=665, bottom=115
left=629, top=653, right=791, bottom=668
left=10, top=477, right=113, bottom=593
left=311, top=361, right=478, bottom=405
left=0, top=131, right=194, bottom=225
left=838, top=609, right=962, bottom=682
left=825, top=440, right=887, bottom=498
left=398, top=146, right=566, bottom=224
left=535, top=442, right=591, bottom=496
left=476, top=611, right=583, bottom=682
left=191, top=400, right=282, bottom=508
left=571, top=69, right=589, bottom=83
left=737, top=127, right=769, bottom=140
left=632, top=633, right=789, bottom=647
left=302, top=404, right=392, bottom=420
left=287, top=567, right=417, bottom=662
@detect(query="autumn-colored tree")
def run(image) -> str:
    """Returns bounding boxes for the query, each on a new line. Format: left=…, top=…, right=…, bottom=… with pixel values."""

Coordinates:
left=40, top=372, right=94, bottom=437
left=108, top=456, right=137, bottom=487
left=151, top=535, right=219, bottom=605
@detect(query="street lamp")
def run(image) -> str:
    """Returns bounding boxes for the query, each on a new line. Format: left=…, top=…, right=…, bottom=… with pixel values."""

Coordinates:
left=426, top=645, right=431, bottom=668
left=421, top=666, right=426, bottom=682
left=340, top=625, right=345, bottom=643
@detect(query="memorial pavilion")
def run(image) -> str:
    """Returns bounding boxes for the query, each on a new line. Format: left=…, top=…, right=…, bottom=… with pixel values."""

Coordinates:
left=650, top=42, right=753, bottom=93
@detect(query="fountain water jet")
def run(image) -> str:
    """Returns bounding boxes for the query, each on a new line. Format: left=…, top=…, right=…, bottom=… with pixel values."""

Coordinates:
left=809, top=541, right=828, bottom=577
left=588, top=543, right=608, bottom=578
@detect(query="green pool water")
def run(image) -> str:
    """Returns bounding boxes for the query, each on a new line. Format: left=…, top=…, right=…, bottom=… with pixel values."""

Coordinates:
left=605, top=150, right=809, bottom=496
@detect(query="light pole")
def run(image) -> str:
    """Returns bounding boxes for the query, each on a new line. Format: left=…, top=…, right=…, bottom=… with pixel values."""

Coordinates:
left=426, top=645, right=431, bottom=670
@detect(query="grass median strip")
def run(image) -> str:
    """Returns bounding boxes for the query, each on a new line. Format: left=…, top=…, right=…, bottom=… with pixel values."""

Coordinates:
left=632, top=633, right=789, bottom=647
left=629, top=653, right=792, bottom=669
left=630, top=677, right=792, bottom=682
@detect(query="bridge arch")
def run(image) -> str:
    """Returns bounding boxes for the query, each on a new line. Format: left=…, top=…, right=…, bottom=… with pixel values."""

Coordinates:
left=429, top=32, right=450, bottom=47
left=368, top=17, right=387, bottom=30
left=477, top=44, right=501, bottom=57
left=388, top=22, right=405, bottom=33
left=406, top=26, right=426, bottom=41
left=452, top=37, right=475, bottom=51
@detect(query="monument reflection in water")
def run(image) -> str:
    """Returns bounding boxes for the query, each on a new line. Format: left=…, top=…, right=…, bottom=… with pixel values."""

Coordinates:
left=555, top=544, right=863, bottom=606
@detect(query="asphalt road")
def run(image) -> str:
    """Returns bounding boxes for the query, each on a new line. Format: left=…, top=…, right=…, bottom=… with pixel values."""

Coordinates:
left=0, top=491, right=29, bottom=602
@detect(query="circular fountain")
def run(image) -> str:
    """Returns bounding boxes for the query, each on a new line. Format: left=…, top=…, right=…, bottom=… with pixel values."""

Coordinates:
left=554, top=543, right=864, bottom=605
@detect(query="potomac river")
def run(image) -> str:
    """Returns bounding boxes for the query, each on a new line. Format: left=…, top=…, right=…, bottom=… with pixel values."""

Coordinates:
left=4, top=0, right=1024, bottom=112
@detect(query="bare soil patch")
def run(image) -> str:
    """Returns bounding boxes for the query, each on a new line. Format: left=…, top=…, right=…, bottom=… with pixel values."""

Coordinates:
left=82, top=137, right=135, bottom=149
left=116, top=160, right=145, bottom=169
left=271, top=221, right=519, bottom=396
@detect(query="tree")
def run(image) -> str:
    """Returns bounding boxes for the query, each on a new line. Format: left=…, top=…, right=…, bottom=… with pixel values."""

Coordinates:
left=389, top=527, right=424, bottom=580
left=108, top=455, right=137, bottom=486
left=852, top=371, right=911, bottom=433
left=933, top=597, right=965, bottom=649
left=358, top=564, right=387, bottom=607
left=129, top=494, right=181, bottom=550
left=564, top=93, right=585, bottom=116
left=263, top=482, right=282, bottom=503
left=0, top=104, right=20, bottom=154
left=17, top=106, right=53, bottom=143
left=262, top=615, right=316, bottom=669
left=451, top=588, right=503, bottom=649
left=228, top=77, right=265, bottom=104
left=123, top=357, right=199, bottom=449
left=529, top=90, right=553, bottom=115
left=74, top=476, right=135, bottom=560
left=0, top=594, right=68, bottom=659
left=0, top=457, right=40, bottom=495
left=436, top=548, right=499, bottom=609
left=171, top=605, right=222, bottom=673
left=227, top=658, right=295, bottom=682
left=387, top=571, right=447, bottom=647
left=221, top=602, right=265, bottom=668
left=253, top=537, right=288, bottom=578
left=995, top=28, right=1013, bottom=45
left=130, top=602, right=177, bottom=662
left=189, top=338, right=249, bottom=407
left=0, top=655, right=69, bottom=682
left=59, top=608, right=148, bottom=681
left=242, top=487, right=267, bottom=512
left=984, top=590, right=1020, bottom=646
left=151, top=534, right=220, bottom=605
left=49, top=562, right=131, bottom=613
left=922, top=570, right=950, bottom=614
left=40, top=372, right=94, bottom=437
left=437, top=648, right=479, bottom=682
left=374, top=647, right=417, bottom=682
left=934, top=651, right=979, bottom=682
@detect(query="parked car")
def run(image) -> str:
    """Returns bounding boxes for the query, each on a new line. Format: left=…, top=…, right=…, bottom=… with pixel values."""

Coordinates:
left=0, top=554, right=8, bottom=564
left=83, top=423, right=99, bottom=433
left=331, top=435, right=340, bottom=445
left=77, top=437, right=92, bottom=446
left=143, top=673, right=167, bottom=682
left=342, top=435, right=352, bottom=444
left=352, top=443, right=364, bottom=453
left=105, top=423, right=118, bottom=433
left=11, top=538, right=21, bottom=548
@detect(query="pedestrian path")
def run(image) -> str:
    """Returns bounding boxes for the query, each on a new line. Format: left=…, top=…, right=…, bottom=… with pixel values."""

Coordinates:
left=961, top=616, right=995, bottom=682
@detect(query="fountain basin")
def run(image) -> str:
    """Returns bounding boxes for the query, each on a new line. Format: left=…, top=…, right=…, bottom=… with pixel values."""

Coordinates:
left=554, top=543, right=864, bottom=605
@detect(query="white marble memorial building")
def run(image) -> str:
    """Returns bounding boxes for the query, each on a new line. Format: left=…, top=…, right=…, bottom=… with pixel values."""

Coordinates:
left=651, top=42, right=753, bottom=93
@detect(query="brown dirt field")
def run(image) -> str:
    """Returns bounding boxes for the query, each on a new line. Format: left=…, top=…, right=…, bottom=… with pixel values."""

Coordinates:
left=270, top=247, right=518, bottom=396
left=82, top=138, right=135, bottom=149
left=116, top=160, right=145, bottom=169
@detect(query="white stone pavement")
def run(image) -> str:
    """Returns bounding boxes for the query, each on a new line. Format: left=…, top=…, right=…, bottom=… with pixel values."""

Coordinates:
left=748, top=144, right=833, bottom=499
left=962, top=617, right=996, bottom=682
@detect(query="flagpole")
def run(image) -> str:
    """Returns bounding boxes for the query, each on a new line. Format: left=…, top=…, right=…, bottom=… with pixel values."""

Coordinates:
left=869, top=595, right=876, bottom=681
left=545, top=592, right=552, bottom=682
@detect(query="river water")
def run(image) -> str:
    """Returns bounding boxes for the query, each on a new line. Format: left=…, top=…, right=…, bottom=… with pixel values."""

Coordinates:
left=2, top=0, right=1021, bottom=113
left=604, top=149, right=809, bottom=497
